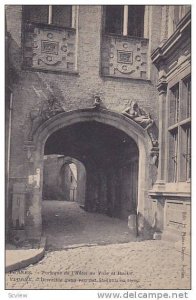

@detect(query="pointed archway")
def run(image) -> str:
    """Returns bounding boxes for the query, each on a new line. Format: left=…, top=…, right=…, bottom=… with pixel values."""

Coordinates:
left=24, top=108, right=155, bottom=240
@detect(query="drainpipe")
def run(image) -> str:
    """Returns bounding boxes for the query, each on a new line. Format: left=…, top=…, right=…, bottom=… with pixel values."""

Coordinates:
left=6, top=91, right=13, bottom=238
left=7, top=92, right=13, bottom=179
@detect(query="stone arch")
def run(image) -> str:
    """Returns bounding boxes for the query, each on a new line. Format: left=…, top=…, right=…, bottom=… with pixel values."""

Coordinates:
left=59, top=157, right=86, bottom=204
left=34, top=108, right=149, bottom=152
left=42, top=155, right=80, bottom=201
left=25, top=108, right=154, bottom=240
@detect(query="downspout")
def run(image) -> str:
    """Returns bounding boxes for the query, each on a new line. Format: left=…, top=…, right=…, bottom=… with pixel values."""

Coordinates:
left=6, top=91, right=13, bottom=239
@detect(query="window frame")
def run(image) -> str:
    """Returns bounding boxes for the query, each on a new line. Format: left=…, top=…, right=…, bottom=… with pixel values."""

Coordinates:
left=23, top=5, right=75, bottom=29
left=103, top=5, right=146, bottom=38
left=167, top=74, right=191, bottom=183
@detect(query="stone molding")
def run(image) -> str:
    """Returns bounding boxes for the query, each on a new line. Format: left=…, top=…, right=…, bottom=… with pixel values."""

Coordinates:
left=151, top=10, right=191, bottom=68
left=31, top=108, right=149, bottom=151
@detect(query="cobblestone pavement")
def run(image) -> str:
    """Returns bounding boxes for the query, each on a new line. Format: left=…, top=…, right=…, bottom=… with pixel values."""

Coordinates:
left=42, top=201, right=136, bottom=249
left=6, top=240, right=190, bottom=290
left=6, top=201, right=190, bottom=290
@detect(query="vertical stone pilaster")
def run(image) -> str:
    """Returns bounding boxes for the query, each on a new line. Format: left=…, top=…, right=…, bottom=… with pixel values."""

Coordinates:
left=160, top=6, right=169, bottom=43
left=168, top=6, right=174, bottom=38
left=156, top=80, right=167, bottom=184
left=24, top=143, right=42, bottom=240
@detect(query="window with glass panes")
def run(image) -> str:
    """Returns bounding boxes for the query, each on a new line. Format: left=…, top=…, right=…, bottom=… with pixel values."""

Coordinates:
left=23, top=5, right=72, bottom=28
left=104, top=5, right=145, bottom=37
left=168, top=76, right=191, bottom=182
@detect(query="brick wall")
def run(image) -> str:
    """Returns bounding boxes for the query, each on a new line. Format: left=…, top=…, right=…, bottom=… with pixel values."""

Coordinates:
left=6, top=5, right=160, bottom=178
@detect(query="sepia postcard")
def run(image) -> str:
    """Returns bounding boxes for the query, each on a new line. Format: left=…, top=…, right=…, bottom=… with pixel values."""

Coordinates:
left=4, top=3, right=192, bottom=296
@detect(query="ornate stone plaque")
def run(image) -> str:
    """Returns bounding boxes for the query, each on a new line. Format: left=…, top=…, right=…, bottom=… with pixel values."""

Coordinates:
left=23, top=24, right=76, bottom=72
left=102, top=35, right=149, bottom=79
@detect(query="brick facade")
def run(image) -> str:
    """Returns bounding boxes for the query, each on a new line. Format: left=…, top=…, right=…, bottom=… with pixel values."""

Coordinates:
left=6, top=6, right=160, bottom=177
left=5, top=5, right=191, bottom=244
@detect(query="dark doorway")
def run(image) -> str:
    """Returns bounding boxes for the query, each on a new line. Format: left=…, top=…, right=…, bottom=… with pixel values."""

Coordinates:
left=43, top=121, right=139, bottom=219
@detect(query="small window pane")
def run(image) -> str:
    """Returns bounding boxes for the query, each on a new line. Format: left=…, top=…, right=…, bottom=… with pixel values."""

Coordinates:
left=105, top=6, right=123, bottom=35
left=185, top=77, right=191, bottom=118
left=128, top=6, right=144, bottom=37
left=52, top=5, right=72, bottom=27
left=24, top=5, right=48, bottom=24
left=169, top=129, right=178, bottom=182
left=185, top=126, right=191, bottom=180
left=180, top=124, right=191, bottom=182
left=170, top=84, right=180, bottom=125
left=181, top=77, right=191, bottom=120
